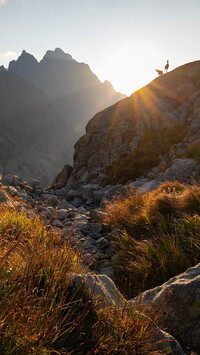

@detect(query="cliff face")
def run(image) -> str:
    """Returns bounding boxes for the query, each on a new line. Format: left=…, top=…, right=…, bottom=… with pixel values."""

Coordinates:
left=72, top=61, right=200, bottom=184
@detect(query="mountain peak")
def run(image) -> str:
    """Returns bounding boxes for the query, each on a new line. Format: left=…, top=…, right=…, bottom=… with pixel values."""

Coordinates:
left=19, top=50, right=38, bottom=63
left=8, top=50, right=38, bottom=72
left=0, top=65, right=6, bottom=73
left=42, top=48, right=75, bottom=62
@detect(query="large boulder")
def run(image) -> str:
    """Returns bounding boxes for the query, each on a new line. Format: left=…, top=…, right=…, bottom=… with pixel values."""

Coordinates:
left=163, top=158, right=197, bottom=183
left=72, top=273, right=184, bottom=354
left=130, top=263, right=200, bottom=351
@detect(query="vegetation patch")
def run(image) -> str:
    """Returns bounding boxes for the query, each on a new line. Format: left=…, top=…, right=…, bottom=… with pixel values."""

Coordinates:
left=104, top=124, right=188, bottom=184
left=0, top=207, right=160, bottom=354
left=104, top=182, right=200, bottom=298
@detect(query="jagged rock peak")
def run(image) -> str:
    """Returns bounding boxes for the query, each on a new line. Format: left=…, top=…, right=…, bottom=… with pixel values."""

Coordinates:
left=42, top=48, right=75, bottom=62
left=8, top=50, right=38, bottom=71
left=0, top=65, right=6, bottom=73
left=17, top=50, right=38, bottom=63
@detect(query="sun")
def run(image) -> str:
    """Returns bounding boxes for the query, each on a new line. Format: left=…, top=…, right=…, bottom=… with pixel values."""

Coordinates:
left=102, top=41, right=165, bottom=96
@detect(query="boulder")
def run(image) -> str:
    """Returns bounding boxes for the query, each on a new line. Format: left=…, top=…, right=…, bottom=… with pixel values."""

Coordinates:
left=163, top=158, right=197, bottom=183
left=72, top=273, right=184, bottom=354
left=130, top=263, right=200, bottom=351
left=52, top=164, right=73, bottom=185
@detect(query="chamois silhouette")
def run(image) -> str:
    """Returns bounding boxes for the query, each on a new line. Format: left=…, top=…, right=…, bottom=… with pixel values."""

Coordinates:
left=164, top=60, right=169, bottom=73
left=156, top=69, right=163, bottom=76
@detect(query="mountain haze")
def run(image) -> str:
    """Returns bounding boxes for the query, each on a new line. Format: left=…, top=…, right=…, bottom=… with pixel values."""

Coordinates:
left=8, top=48, right=125, bottom=150
left=0, top=48, right=125, bottom=183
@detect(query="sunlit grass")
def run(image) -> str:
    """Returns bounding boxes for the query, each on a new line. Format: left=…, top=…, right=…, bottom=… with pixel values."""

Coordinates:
left=104, top=182, right=200, bottom=298
left=0, top=207, right=161, bottom=354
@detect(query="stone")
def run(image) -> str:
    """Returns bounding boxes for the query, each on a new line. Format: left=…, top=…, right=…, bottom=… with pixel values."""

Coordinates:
left=80, top=184, right=99, bottom=200
left=72, top=273, right=126, bottom=309
left=138, top=180, right=161, bottom=194
left=164, top=158, right=197, bottom=183
left=0, top=190, right=9, bottom=203
left=3, top=174, right=15, bottom=185
left=53, top=219, right=64, bottom=227
left=29, top=179, right=41, bottom=188
left=71, top=273, right=184, bottom=354
left=66, top=190, right=80, bottom=200
left=76, top=206, right=87, bottom=214
left=86, top=232, right=102, bottom=240
left=130, top=263, right=200, bottom=352
left=71, top=197, right=82, bottom=208
left=87, top=223, right=103, bottom=234
left=50, top=196, right=59, bottom=205
left=89, top=209, right=108, bottom=222
left=99, top=266, right=115, bottom=279
left=56, top=209, right=68, bottom=220
left=95, top=237, right=109, bottom=250
left=52, top=164, right=73, bottom=185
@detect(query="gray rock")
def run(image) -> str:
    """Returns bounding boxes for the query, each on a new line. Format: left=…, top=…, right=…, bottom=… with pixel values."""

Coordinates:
left=138, top=180, right=161, bottom=194
left=164, top=158, right=197, bottom=183
left=0, top=190, right=9, bottom=203
left=67, top=189, right=80, bottom=200
left=88, top=222, right=103, bottom=234
left=95, top=237, right=109, bottom=250
left=57, top=209, right=68, bottom=220
left=52, top=164, right=73, bottom=185
left=50, top=196, right=59, bottom=205
left=99, top=266, right=115, bottom=279
left=72, top=273, right=126, bottom=308
left=3, top=174, right=15, bottom=185
left=76, top=206, right=87, bottom=214
left=130, top=263, right=200, bottom=351
left=29, top=179, right=41, bottom=188
left=89, top=209, right=108, bottom=222
left=71, top=273, right=184, bottom=354
left=53, top=219, right=63, bottom=227
left=80, top=184, right=99, bottom=200
left=86, top=232, right=102, bottom=240
left=71, top=197, right=82, bottom=208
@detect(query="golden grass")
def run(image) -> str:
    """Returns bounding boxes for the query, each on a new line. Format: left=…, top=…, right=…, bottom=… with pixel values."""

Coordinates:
left=104, top=182, right=200, bottom=297
left=0, top=207, right=161, bottom=354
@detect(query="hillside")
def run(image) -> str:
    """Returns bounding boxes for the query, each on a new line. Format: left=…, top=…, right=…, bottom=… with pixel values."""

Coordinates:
left=71, top=60, right=200, bottom=186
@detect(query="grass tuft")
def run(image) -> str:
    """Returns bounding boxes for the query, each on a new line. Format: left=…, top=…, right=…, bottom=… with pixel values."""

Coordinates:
left=104, top=182, right=200, bottom=298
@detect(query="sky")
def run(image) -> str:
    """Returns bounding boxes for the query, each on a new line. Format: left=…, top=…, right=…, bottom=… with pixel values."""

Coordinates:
left=0, top=0, right=200, bottom=96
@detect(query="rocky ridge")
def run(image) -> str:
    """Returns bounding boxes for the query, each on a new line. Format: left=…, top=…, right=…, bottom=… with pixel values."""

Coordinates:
left=71, top=60, right=200, bottom=186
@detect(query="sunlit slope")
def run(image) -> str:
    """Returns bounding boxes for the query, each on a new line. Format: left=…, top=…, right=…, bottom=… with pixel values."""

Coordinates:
left=72, top=60, right=200, bottom=184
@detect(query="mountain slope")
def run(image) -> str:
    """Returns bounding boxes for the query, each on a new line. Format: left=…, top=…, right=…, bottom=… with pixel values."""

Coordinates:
left=8, top=48, right=125, bottom=151
left=0, top=72, right=69, bottom=184
left=72, top=60, right=200, bottom=184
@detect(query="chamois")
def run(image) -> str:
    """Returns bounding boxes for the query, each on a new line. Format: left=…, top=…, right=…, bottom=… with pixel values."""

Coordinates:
left=164, top=60, right=169, bottom=73
left=156, top=69, right=163, bottom=76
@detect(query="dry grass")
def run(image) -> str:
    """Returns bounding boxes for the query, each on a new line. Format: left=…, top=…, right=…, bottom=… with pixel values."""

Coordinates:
left=0, top=207, right=161, bottom=354
left=104, top=182, right=200, bottom=297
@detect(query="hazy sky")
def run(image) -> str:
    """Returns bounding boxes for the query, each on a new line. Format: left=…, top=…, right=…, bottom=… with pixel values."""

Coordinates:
left=0, top=0, right=200, bottom=95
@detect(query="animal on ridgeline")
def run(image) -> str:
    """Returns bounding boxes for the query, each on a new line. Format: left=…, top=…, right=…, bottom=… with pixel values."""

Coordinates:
left=164, top=60, right=169, bottom=73
left=156, top=69, right=163, bottom=76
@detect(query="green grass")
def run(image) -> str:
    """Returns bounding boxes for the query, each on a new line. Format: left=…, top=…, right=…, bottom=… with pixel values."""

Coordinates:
left=104, top=182, right=200, bottom=298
